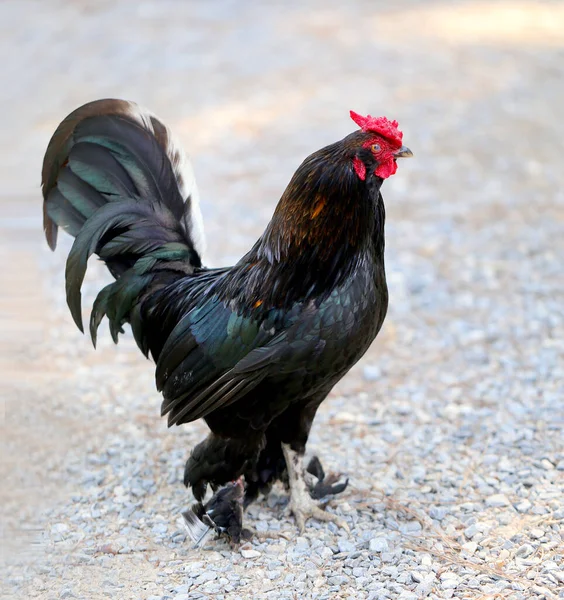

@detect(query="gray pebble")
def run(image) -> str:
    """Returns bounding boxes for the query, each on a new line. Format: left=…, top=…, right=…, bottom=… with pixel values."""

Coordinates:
left=397, top=593, right=418, bottom=600
left=516, top=544, right=535, bottom=558
left=415, top=578, right=435, bottom=597
left=485, top=494, right=510, bottom=507
left=338, top=539, right=356, bottom=553
left=194, top=572, right=217, bottom=585
left=327, top=575, right=349, bottom=586
left=152, top=523, right=168, bottom=535
left=369, top=538, right=390, bottom=553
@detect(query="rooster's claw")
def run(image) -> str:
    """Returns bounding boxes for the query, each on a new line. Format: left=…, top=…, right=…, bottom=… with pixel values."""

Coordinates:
left=306, top=456, right=349, bottom=500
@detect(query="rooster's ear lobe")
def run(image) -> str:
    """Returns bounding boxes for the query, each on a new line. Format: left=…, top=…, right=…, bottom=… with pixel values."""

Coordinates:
left=350, top=110, right=369, bottom=130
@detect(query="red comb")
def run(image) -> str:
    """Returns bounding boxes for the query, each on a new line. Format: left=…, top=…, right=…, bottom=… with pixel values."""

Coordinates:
left=350, top=110, right=403, bottom=146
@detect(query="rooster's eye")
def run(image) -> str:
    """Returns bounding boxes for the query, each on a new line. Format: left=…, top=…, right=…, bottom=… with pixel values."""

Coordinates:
left=371, top=144, right=381, bottom=153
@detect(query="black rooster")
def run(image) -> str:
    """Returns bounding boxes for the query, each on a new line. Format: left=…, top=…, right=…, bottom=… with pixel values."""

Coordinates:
left=42, top=100, right=411, bottom=532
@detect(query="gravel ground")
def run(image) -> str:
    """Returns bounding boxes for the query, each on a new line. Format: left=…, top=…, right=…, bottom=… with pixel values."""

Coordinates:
left=2, top=1, right=563, bottom=599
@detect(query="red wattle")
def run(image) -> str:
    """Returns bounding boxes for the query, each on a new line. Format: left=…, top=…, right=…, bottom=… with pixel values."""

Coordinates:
left=352, top=156, right=366, bottom=181
left=375, top=159, right=397, bottom=179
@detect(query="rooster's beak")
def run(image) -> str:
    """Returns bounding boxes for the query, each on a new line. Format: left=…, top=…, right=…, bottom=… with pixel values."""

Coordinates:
left=394, top=146, right=413, bottom=158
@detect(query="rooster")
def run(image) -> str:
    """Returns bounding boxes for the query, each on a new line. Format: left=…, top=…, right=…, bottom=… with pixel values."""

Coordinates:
left=42, top=100, right=411, bottom=532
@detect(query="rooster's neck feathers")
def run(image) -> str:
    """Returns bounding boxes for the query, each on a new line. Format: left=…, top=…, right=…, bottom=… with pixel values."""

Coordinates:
left=221, top=140, right=386, bottom=311
left=260, top=149, right=382, bottom=261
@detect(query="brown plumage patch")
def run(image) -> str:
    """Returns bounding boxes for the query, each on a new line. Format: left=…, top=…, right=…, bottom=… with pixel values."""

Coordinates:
left=311, top=199, right=326, bottom=219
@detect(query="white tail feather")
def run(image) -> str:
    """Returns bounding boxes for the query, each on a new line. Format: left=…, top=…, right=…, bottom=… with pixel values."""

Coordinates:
left=180, top=510, right=214, bottom=548
left=123, top=101, right=206, bottom=260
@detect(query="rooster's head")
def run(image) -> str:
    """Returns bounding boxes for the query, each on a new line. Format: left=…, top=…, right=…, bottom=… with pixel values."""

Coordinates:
left=349, top=111, right=412, bottom=181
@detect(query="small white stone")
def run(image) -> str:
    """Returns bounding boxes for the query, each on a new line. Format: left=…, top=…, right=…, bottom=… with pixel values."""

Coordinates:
left=441, top=578, right=459, bottom=590
left=363, top=365, right=381, bottom=380
left=195, top=572, right=217, bottom=584
left=420, top=554, right=432, bottom=567
left=462, top=541, right=478, bottom=554
left=532, top=585, right=554, bottom=597
left=516, top=499, right=532, bottom=512
left=338, top=538, right=355, bottom=553
left=369, top=537, right=390, bottom=553
left=398, top=592, right=418, bottom=600
left=485, top=494, right=510, bottom=507
left=498, top=549, right=510, bottom=561
left=241, top=549, right=261, bottom=559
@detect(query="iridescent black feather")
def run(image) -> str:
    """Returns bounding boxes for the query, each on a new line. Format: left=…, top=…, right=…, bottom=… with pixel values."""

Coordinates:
left=42, top=99, right=203, bottom=339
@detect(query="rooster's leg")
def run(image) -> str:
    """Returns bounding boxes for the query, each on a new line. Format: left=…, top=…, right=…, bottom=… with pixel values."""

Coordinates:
left=281, top=443, right=349, bottom=533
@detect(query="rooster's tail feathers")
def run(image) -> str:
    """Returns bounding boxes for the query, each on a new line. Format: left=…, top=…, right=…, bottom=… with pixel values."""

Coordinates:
left=42, top=98, right=205, bottom=344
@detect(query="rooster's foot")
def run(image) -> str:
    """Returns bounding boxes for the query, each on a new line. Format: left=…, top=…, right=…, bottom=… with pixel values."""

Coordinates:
left=306, top=455, right=349, bottom=500
left=281, top=444, right=350, bottom=534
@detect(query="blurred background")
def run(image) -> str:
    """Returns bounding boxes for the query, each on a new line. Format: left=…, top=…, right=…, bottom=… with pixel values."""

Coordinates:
left=2, top=1, right=563, bottom=598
